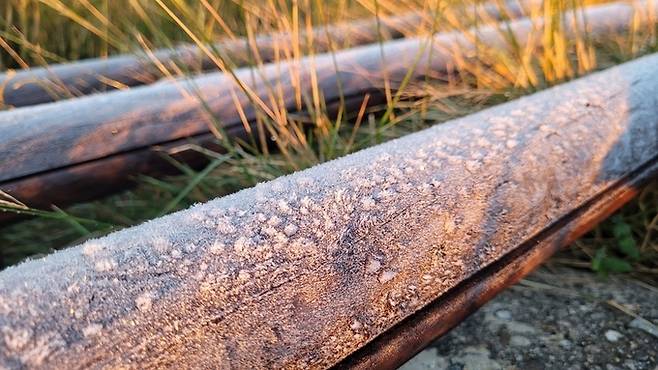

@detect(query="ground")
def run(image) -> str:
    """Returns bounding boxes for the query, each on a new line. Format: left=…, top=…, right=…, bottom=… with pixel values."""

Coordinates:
left=401, top=266, right=658, bottom=370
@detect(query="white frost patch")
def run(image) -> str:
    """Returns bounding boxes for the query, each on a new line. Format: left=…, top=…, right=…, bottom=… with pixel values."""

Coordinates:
left=283, top=224, right=298, bottom=236
left=378, top=270, right=398, bottom=283
left=361, top=196, right=376, bottom=210
left=216, top=216, right=236, bottom=234
left=20, top=332, right=64, bottom=367
left=135, top=291, right=155, bottom=312
left=350, top=319, right=363, bottom=331
left=184, top=243, right=197, bottom=253
left=366, top=258, right=382, bottom=274
left=234, top=237, right=252, bottom=253
left=170, top=249, right=182, bottom=259
left=237, top=270, right=251, bottom=281
left=210, top=241, right=225, bottom=255
left=267, top=216, right=282, bottom=227
left=3, top=327, right=31, bottom=351
left=94, top=258, right=117, bottom=272
left=152, top=237, right=170, bottom=254
left=505, top=139, right=518, bottom=149
left=82, top=323, right=103, bottom=337
left=82, top=242, right=103, bottom=257
left=277, top=200, right=292, bottom=214
left=262, top=225, right=278, bottom=237
left=300, top=196, right=314, bottom=208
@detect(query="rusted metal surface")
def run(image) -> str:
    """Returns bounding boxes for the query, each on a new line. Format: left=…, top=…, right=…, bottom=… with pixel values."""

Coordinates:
left=0, top=1, right=650, bottom=219
left=0, top=53, right=656, bottom=369
left=0, top=1, right=533, bottom=108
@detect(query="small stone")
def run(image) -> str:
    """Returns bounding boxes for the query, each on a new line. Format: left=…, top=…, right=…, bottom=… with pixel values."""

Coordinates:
left=510, top=335, right=531, bottom=347
left=495, top=310, right=512, bottom=320
left=398, top=348, right=448, bottom=370
left=559, top=339, right=572, bottom=349
left=604, top=329, right=623, bottom=343
left=629, top=317, right=658, bottom=339
left=350, top=320, right=363, bottom=331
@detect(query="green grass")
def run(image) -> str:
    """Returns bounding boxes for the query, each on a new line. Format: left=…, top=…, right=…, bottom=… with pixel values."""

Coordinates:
left=0, top=0, right=656, bottom=280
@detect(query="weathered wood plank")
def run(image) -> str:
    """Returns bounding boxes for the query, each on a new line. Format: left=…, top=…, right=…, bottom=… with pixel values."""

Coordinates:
left=0, top=1, right=533, bottom=108
left=0, top=53, right=656, bottom=369
left=0, top=1, right=648, bottom=217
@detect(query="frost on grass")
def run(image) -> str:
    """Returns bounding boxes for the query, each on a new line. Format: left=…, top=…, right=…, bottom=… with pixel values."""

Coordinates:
left=0, top=56, right=657, bottom=367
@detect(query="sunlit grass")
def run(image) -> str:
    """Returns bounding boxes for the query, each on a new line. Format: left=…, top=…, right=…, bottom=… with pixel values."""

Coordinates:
left=0, top=0, right=656, bottom=278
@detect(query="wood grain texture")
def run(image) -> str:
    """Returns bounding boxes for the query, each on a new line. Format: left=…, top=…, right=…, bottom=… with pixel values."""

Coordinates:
left=0, top=52, right=656, bottom=369
left=339, top=159, right=658, bottom=370
left=0, top=0, right=534, bottom=108
left=0, top=1, right=648, bottom=215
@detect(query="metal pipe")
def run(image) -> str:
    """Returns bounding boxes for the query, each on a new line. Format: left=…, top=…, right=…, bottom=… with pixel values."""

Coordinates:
left=0, top=52, right=656, bottom=368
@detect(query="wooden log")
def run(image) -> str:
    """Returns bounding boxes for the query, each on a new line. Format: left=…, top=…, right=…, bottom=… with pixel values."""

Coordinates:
left=0, top=0, right=650, bottom=222
left=0, top=53, right=656, bottom=368
left=339, top=158, right=658, bottom=369
left=0, top=1, right=534, bottom=108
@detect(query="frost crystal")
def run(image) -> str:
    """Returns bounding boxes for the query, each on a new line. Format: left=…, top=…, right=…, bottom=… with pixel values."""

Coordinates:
left=135, top=291, right=154, bottom=312
left=82, top=324, right=103, bottom=337
left=283, top=224, right=298, bottom=236
left=94, top=258, right=117, bottom=272
left=82, top=242, right=103, bottom=257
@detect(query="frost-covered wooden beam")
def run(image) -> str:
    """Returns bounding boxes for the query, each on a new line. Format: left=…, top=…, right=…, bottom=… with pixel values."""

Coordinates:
left=0, top=53, right=657, bottom=369
left=0, top=1, right=532, bottom=109
left=0, top=0, right=651, bottom=220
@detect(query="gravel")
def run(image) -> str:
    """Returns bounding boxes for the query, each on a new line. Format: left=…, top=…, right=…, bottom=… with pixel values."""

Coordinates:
left=401, top=266, right=658, bottom=370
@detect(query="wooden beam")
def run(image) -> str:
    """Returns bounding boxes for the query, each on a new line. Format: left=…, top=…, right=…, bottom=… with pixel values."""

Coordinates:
left=0, top=52, right=656, bottom=368
left=0, top=1, right=650, bottom=221
left=0, top=1, right=533, bottom=108
left=339, top=158, right=658, bottom=369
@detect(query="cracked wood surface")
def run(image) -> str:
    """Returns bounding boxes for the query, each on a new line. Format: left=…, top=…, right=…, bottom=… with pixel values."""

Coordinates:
left=0, top=53, right=656, bottom=369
